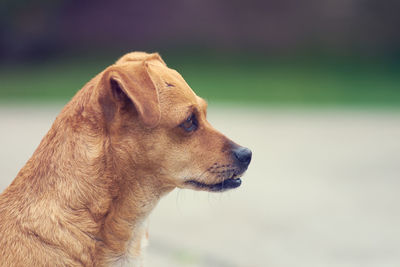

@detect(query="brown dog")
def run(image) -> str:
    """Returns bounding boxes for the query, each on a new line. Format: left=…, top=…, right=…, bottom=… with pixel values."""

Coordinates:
left=0, top=52, right=252, bottom=266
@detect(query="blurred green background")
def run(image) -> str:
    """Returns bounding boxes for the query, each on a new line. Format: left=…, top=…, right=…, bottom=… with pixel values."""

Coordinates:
left=0, top=0, right=399, bottom=107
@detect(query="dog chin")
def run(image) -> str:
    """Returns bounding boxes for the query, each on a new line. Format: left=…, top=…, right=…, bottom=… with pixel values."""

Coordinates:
left=184, top=177, right=242, bottom=192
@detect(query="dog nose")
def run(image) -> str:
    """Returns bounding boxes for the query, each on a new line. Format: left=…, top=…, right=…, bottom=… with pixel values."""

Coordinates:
left=233, top=146, right=252, bottom=167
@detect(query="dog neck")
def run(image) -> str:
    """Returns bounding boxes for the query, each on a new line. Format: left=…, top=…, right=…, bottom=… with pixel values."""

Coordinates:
left=97, top=170, right=173, bottom=265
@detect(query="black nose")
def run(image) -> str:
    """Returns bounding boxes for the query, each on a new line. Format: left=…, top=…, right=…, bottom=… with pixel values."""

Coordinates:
left=233, top=147, right=252, bottom=167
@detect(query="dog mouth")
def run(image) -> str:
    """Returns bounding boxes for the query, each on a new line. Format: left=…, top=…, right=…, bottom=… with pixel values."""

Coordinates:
left=185, top=177, right=242, bottom=192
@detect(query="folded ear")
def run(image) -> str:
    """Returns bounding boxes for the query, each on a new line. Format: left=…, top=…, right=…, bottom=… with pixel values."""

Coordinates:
left=116, top=52, right=166, bottom=66
left=99, top=62, right=161, bottom=128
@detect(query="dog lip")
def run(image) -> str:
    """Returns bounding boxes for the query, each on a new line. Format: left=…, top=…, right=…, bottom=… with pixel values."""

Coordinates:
left=185, top=178, right=242, bottom=192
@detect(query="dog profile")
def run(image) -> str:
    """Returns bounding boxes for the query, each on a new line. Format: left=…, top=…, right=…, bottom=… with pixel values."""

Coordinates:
left=0, top=52, right=252, bottom=266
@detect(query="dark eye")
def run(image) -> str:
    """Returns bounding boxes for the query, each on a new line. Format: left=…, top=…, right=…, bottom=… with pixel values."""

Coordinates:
left=180, top=113, right=198, bottom=132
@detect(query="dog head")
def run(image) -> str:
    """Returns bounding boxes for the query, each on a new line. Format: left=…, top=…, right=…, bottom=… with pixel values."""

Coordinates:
left=95, top=52, right=251, bottom=192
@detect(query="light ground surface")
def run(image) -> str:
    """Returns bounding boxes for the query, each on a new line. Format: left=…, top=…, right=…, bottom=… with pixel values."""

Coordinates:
left=0, top=104, right=399, bottom=267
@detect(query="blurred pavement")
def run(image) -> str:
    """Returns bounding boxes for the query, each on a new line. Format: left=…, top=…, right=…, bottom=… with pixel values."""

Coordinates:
left=0, top=104, right=399, bottom=267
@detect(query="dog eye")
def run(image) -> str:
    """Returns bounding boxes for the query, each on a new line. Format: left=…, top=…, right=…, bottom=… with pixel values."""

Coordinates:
left=180, top=114, right=198, bottom=132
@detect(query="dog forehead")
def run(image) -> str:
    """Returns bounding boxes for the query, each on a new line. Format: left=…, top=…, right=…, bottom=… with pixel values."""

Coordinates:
left=147, top=63, right=184, bottom=84
left=147, top=63, right=197, bottom=101
left=145, top=63, right=206, bottom=124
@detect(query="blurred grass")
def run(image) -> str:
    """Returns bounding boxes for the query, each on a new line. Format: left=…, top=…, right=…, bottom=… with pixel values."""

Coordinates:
left=0, top=52, right=399, bottom=107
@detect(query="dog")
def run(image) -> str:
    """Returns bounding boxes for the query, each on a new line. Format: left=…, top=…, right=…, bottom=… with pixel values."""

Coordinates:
left=0, top=52, right=252, bottom=266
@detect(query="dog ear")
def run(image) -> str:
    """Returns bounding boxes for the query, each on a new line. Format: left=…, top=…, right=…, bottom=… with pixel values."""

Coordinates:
left=116, top=52, right=166, bottom=66
left=100, top=62, right=161, bottom=128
